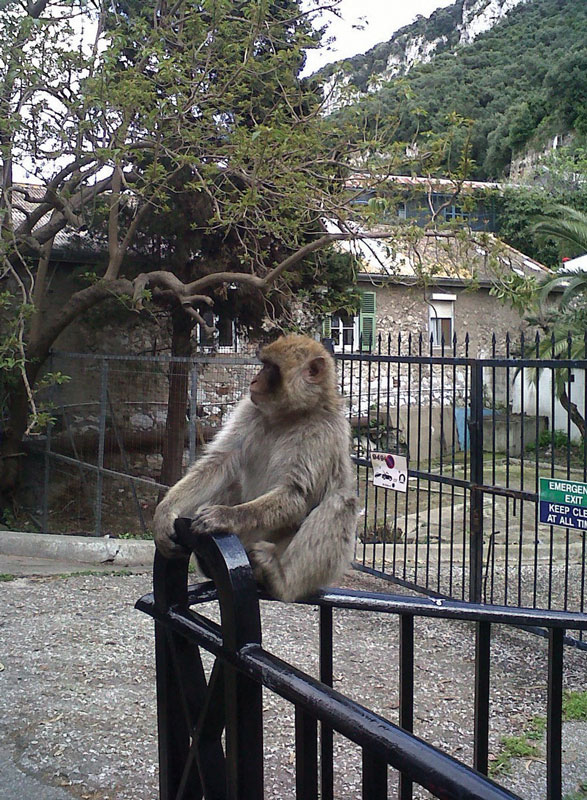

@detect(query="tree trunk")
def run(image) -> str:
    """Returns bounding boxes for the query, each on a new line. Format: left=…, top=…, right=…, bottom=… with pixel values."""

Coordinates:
left=0, top=364, right=40, bottom=503
left=158, top=308, right=195, bottom=498
left=559, top=389, right=586, bottom=440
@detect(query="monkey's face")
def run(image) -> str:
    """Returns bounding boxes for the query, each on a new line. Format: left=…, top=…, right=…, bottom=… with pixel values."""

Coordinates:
left=250, top=335, right=336, bottom=416
left=250, top=359, right=282, bottom=406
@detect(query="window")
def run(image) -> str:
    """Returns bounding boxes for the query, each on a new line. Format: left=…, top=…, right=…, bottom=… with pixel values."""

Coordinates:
left=330, top=313, right=355, bottom=350
left=322, top=291, right=377, bottom=352
left=197, top=312, right=237, bottom=351
left=443, top=203, right=469, bottom=222
left=428, top=294, right=455, bottom=347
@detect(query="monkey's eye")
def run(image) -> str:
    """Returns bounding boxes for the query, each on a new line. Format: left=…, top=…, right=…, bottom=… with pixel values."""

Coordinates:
left=262, top=361, right=281, bottom=392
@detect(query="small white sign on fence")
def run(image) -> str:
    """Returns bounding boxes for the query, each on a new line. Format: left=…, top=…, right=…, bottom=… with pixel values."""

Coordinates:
left=371, top=452, right=408, bottom=493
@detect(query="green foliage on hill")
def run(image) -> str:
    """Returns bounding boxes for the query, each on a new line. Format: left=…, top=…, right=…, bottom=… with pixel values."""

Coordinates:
left=323, top=0, right=587, bottom=179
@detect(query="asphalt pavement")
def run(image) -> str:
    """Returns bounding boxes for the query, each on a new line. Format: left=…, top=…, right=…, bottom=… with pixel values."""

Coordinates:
left=0, top=530, right=586, bottom=800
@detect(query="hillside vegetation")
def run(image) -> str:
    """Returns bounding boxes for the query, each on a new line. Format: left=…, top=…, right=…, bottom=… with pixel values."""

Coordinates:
left=322, top=0, right=587, bottom=179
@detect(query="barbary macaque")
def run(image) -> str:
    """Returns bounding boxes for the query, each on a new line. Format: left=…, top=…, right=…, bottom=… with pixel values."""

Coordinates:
left=153, top=334, right=358, bottom=601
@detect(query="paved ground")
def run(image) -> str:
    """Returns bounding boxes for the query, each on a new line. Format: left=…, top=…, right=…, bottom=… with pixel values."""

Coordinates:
left=0, top=552, right=151, bottom=577
left=0, top=535, right=585, bottom=799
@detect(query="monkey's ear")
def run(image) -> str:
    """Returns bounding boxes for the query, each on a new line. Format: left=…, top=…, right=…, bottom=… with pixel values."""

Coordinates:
left=304, top=356, right=326, bottom=383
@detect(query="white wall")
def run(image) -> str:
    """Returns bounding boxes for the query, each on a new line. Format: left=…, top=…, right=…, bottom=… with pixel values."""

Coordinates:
left=512, top=368, right=586, bottom=442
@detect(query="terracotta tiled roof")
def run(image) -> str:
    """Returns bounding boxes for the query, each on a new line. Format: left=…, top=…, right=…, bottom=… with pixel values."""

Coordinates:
left=346, top=174, right=503, bottom=193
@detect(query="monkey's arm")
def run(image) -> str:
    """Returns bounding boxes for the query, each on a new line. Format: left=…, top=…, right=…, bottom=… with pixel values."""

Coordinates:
left=190, top=431, right=335, bottom=541
left=153, top=400, right=251, bottom=557
left=190, top=484, right=308, bottom=543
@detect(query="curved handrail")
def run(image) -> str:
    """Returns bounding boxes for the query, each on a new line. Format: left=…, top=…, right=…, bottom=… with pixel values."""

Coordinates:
left=153, top=519, right=261, bottom=651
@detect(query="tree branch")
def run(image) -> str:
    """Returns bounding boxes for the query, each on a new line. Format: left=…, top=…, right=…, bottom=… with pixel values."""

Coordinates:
left=131, top=229, right=458, bottom=315
left=28, top=279, right=135, bottom=367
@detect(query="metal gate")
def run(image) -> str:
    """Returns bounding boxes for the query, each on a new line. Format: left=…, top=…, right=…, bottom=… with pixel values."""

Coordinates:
left=337, top=333, right=587, bottom=638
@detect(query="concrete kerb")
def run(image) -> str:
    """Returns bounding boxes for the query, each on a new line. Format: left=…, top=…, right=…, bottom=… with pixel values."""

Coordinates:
left=0, top=530, right=155, bottom=567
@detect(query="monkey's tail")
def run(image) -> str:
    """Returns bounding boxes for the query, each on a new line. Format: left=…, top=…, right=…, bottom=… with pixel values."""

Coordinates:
left=276, top=491, right=359, bottom=602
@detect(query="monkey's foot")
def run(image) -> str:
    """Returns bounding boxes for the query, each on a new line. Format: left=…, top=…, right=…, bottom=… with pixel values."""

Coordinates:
left=247, top=541, right=277, bottom=585
left=247, top=542, right=287, bottom=597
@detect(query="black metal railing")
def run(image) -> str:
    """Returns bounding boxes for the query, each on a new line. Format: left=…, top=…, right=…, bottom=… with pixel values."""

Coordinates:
left=136, top=519, right=587, bottom=800
left=336, top=333, right=587, bottom=644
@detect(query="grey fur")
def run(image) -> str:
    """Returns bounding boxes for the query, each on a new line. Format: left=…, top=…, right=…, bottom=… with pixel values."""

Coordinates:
left=153, top=386, right=358, bottom=602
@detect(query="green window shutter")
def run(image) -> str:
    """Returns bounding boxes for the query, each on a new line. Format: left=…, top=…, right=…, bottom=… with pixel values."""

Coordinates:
left=322, top=317, right=332, bottom=338
left=359, top=291, right=376, bottom=351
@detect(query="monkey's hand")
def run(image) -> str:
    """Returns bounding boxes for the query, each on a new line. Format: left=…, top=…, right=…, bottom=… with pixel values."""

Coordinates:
left=190, top=505, right=239, bottom=536
left=152, top=503, right=189, bottom=559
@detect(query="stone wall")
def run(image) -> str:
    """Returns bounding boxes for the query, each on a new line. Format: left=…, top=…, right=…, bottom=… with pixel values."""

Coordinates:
left=371, top=281, right=529, bottom=356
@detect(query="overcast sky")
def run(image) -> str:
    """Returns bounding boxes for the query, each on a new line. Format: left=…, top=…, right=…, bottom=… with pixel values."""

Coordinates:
left=303, top=0, right=455, bottom=73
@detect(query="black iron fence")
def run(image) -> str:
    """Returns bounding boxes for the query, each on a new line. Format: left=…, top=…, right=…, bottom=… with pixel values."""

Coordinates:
left=136, top=521, right=587, bottom=800
left=340, top=333, right=587, bottom=642
left=15, top=334, right=587, bottom=632
left=25, top=350, right=259, bottom=537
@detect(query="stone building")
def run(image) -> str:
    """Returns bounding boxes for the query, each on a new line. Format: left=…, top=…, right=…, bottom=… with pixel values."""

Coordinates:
left=322, top=230, right=551, bottom=357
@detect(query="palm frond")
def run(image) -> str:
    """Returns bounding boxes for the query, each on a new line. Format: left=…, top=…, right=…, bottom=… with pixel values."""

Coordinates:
left=530, top=216, right=587, bottom=251
left=559, top=274, right=587, bottom=307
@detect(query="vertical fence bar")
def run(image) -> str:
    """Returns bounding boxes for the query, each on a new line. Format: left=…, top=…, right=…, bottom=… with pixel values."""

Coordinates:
left=547, top=628, right=564, bottom=800
left=488, top=335, right=497, bottom=605
left=582, top=333, right=587, bottom=641
left=462, top=335, right=470, bottom=601
left=469, top=361, right=484, bottom=604
left=95, top=357, right=109, bottom=537
left=153, top=555, right=196, bottom=800
left=438, top=337, right=445, bottom=593
left=425, top=335, right=434, bottom=590
left=224, top=666, right=263, bottom=799
left=364, top=340, right=373, bottom=552
left=533, top=332, right=541, bottom=609
left=362, top=750, right=387, bottom=800
left=189, top=363, right=198, bottom=465
left=399, top=614, right=414, bottom=800
left=403, top=334, right=413, bottom=580
left=474, top=621, right=491, bottom=775
left=155, top=625, right=200, bottom=800
left=320, top=606, right=334, bottom=800
left=371, top=335, right=381, bottom=569
left=42, top=353, right=58, bottom=534
left=504, top=334, right=511, bottom=606
left=414, top=335, right=423, bottom=588
left=384, top=334, right=394, bottom=574
left=296, top=707, right=318, bottom=800
left=520, top=333, right=538, bottom=606
left=449, top=334, right=457, bottom=598
left=549, top=336, right=556, bottom=609
left=395, top=334, right=404, bottom=580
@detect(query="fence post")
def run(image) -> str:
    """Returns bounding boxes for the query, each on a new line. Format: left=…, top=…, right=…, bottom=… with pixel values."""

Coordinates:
left=188, top=362, right=198, bottom=465
left=469, top=361, right=484, bottom=604
left=42, top=408, right=52, bottom=534
left=95, top=358, right=109, bottom=537
left=174, top=522, right=264, bottom=800
left=41, top=352, right=56, bottom=534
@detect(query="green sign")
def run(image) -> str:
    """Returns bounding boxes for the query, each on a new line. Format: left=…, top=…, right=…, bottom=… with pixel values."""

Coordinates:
left=539, top=477, right=587, bottom=530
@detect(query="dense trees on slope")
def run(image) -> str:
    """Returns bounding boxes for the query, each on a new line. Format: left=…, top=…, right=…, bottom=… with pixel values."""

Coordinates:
left=322, top=0, right=587, bottom=179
